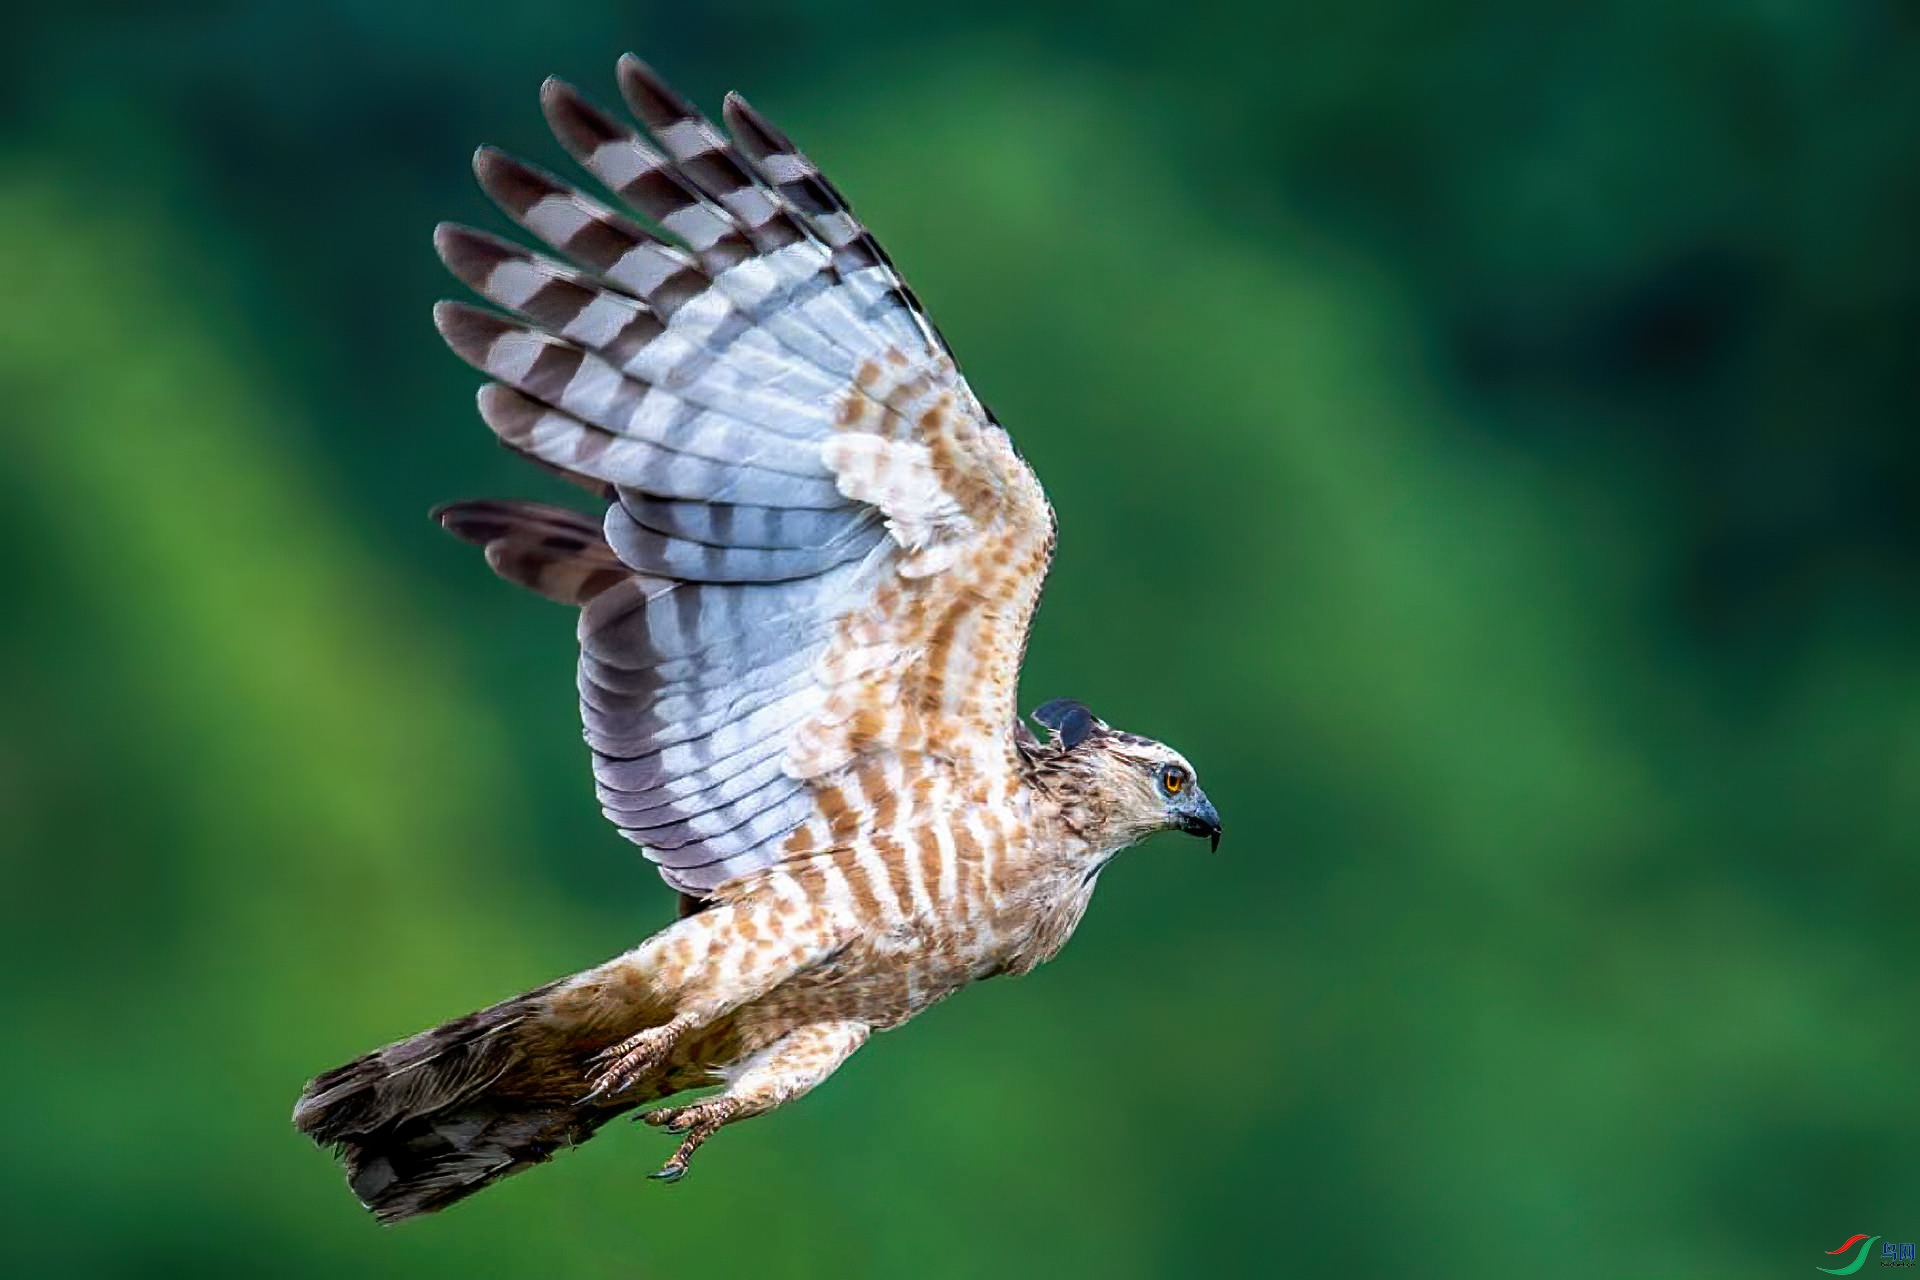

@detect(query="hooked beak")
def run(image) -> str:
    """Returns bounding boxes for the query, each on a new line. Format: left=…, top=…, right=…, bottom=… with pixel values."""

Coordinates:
left=1174, top=787, right=1222, bottom=852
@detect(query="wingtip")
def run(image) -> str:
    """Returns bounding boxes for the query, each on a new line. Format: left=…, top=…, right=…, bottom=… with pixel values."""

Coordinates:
left=433, top=220, right=488, bottom=268
left=475, top=382, right=545, bottom=445
left=435, top=223, right=533, bottom=295
left=433, top=498, right=521, bottom=545
left=430, top=296, right=473, bottom=337
left=537, top=76, right=577, bottom=128
left=720, top=89, right=765, bottom=126
left=428, top=498, right=469, bottom=533
left=433, top=300, right=515, bottom=368
left=615, top=53, right=695, bottom=122
left=471, top=146, right=564, bottom=217
left=719, top=90, right=762, bottom=135
left=722, top=92, right=792, bottom=156
left=542, top=74, right=629, bottom=151
left=433, top=222, right=492, bottom=284
left=614, top=52, right=653, bottom=98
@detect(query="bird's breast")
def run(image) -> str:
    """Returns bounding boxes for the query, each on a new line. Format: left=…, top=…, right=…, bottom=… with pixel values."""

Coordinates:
left=722, top=772, right=1100, bottom=1035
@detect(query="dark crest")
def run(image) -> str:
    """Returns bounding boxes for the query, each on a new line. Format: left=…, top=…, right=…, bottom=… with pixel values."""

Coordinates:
left=1032, top=698, right=1101, bottom=749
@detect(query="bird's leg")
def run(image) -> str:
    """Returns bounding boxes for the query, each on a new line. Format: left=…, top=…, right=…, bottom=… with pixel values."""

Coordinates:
left=578, top=880, right=854, bottom=1102
left=583, top=1011, right=701, bottom=1102
left=639, top=1019, right=870, bottom=1182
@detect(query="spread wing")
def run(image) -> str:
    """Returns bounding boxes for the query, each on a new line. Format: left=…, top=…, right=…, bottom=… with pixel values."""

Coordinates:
left=435, top=57, right=1055, bottom=894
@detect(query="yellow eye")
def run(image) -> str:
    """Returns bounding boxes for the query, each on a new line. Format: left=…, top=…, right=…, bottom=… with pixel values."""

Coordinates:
left=1162, top=766, right=1187, bottom=795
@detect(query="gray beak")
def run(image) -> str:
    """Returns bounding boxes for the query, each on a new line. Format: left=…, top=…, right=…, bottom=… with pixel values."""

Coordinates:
left=1174, top=786, right=1222, bottom=852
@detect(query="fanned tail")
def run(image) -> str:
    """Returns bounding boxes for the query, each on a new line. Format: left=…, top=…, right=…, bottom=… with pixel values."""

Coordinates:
left=293, top=951, right=684, bottom=1222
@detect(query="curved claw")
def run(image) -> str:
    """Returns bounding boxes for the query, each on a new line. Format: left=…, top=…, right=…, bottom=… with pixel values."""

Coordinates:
left=637, top=1107, right=690, bottom=1133
left=639, top=1096, right=738, bottom=1185
left=583, top=1015, right=695, bottom=1103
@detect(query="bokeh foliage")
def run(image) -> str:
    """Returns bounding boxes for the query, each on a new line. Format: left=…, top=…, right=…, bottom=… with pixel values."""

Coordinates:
left=2, top=2, right=1917, bottom=1276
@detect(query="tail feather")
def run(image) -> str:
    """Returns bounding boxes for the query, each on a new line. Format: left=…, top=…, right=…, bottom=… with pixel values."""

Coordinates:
left=336, top=1093, right=618, bottom=1222
left=294, top=959, right=688, bottom=1222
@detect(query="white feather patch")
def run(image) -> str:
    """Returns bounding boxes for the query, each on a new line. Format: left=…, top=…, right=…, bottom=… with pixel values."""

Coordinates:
left=821, top=435, right=972, bottom=562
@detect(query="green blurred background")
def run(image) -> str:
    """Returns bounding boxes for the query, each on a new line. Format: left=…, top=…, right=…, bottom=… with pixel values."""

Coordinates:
left=3, top=1, right=1917, bottom=1275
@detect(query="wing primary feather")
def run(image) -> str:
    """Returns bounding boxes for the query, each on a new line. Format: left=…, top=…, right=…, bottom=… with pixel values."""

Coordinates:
left=722, top=93, right=939, bottom=354
left=471, top=147, right=712, bottom=317
left=614, top=55, right=806, bottom=255
left=541, top=77, right=759, bottom=271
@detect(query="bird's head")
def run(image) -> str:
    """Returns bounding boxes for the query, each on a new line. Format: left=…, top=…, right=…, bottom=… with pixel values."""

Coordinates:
left=1028, top=698, right=1221, bottom=853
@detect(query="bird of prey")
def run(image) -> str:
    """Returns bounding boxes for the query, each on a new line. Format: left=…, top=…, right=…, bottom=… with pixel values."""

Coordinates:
left=294, top=55, right=1221, bottom=1222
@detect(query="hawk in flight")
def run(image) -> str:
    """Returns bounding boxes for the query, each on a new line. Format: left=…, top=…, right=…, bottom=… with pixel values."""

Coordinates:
left=294, top=55, right=1220, bottom=1221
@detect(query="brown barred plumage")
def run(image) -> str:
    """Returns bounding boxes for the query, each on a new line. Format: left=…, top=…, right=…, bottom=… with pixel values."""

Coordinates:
left=293, top=55, right=1220, bottom=1222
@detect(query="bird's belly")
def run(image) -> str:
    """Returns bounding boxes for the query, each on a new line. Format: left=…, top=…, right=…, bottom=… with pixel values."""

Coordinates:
left=728, top=920, right=989, bottom=1047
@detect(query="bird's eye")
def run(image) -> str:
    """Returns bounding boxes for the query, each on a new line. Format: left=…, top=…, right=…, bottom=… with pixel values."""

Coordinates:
left=1161, top=766, right=1188, bottom=796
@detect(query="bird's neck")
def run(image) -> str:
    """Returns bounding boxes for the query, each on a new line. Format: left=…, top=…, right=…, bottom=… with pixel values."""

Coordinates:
left=983, top=776, right=1130, bottom=976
